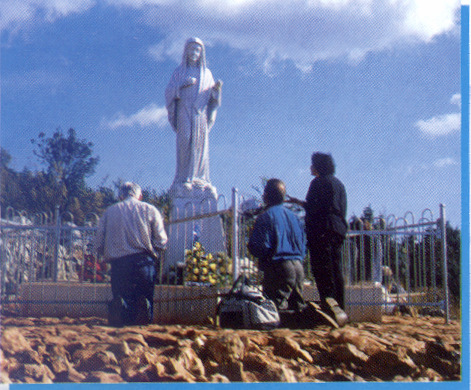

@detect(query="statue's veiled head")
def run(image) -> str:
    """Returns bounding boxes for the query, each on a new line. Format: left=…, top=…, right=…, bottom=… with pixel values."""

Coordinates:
left=182, top=37, right=206, bottom=68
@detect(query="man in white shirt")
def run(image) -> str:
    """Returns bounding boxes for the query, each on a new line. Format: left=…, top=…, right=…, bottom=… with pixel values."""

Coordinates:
left=95, top=182, right=168, bottom=326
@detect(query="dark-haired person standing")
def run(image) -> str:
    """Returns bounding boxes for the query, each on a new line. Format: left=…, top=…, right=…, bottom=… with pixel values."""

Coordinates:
left=288, top=152, right=348, bottom=326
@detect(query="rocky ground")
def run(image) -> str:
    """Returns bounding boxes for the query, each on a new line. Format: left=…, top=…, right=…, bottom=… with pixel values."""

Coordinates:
left=0, top=314, right=461, bottom=383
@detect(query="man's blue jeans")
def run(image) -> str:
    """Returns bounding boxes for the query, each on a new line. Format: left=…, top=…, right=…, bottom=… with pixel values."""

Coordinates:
left=110, top=253, right=156, bottom=325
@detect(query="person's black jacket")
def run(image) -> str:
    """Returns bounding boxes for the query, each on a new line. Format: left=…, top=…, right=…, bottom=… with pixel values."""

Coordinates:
left=305, top=174, right=347, bottom=240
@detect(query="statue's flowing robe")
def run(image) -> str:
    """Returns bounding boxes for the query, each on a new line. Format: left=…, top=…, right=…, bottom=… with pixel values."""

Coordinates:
left=165, top=64, right=221, bottom=187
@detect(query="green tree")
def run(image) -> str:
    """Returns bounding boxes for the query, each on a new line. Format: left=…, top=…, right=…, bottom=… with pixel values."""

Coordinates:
left=141, top=188, right=171, bottom=223
left=1, top=148, right=16, bottom=211
left=361, top=205, right=374, bottom=223
left=444, top=223, right=460, bottom=304
left=31, top=128, right=99, bottom=199
left=1, top=147, right=12, bottom=169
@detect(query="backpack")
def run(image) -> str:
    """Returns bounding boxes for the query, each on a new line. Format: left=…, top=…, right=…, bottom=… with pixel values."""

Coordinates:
left=217, top=275, right=280, bottom=330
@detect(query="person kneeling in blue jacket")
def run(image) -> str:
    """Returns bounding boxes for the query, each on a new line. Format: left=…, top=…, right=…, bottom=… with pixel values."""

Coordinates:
left=248, top=178, right=306, bottom=312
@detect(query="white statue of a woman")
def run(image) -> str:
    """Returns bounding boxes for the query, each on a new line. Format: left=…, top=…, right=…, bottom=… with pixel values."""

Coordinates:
left=165, top=37, right=222, bottom=195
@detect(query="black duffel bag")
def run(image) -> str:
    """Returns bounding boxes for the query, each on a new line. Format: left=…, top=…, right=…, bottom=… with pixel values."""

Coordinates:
left=217, top=275, right=280, bottom=330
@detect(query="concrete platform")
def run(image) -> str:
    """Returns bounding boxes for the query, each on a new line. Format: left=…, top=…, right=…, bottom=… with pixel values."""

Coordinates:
left=17, top=282, right=384, bottom=324
left=304, top=283, right=383, bottom=323
left=17, top=282, right=219, bottom=325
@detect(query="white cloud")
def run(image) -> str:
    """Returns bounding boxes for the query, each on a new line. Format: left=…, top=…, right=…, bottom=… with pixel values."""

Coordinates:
left=450, top=93, right=461, bottom=107
left=404, top=157, right=458, bottom=176
left=1, top=0, right=460, bottom=70
left=0, top=0, right=95, bottom=31
left=415, top=92, right=461, bottom=138
left=433, top=157, right=458, bottom=168
left=401, top=0, right=458, bottom=42
left=119, top=0, right=460, bottom=70
left=104, top=103, right=168, bottom=129
left=416, top=113, right=460, bottom=138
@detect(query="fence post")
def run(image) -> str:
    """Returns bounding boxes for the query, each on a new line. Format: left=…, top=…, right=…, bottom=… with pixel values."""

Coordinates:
left=53, top=205, right=61, bottom=282
left=232, top=188, right=239, bottom=281
left=439, top=203, right=450, bottom=323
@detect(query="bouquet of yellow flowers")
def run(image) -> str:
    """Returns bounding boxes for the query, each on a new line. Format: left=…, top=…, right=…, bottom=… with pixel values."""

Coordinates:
left=184, top=242, right=233, bottom=287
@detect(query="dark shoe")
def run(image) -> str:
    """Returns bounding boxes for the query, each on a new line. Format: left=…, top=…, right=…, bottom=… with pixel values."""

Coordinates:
left=305, top=301, right=339, bottom=328
left=324, top=297, right=348, bottom=327
left=278, top=309, right=301, bottom=329
left=108, top=298, right=125, bottom=327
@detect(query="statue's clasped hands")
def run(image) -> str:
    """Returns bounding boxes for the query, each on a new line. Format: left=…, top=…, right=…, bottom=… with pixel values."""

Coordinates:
left=181, top=77, right=198, bottom=89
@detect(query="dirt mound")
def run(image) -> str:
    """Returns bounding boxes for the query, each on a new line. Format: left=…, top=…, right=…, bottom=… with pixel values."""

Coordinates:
left=0, top=314, right=461, bottom=383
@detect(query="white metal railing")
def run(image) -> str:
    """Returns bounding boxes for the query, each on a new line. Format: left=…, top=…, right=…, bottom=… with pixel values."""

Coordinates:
left=1, top=197, right=451, bottom=323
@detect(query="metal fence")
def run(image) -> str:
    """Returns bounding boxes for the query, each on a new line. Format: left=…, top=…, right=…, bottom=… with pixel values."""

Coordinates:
left=341, top=207, right=450, bottom=321
left=231, top=194, right=451, bottom=322
left=0, top=191, right=451, bottom=322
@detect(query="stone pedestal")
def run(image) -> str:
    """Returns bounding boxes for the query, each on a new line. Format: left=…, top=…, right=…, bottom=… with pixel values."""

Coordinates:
left=18, top=282, right=219, bottom=324
left=18, top=282, right=384, bottom=323
left=164, top=181, right=226, bottom=278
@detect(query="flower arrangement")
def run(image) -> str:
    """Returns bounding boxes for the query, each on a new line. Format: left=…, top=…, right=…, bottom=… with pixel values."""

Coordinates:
left=80, top=254, right=109, bottom=283
left=184, top=242, right=232, bottom=287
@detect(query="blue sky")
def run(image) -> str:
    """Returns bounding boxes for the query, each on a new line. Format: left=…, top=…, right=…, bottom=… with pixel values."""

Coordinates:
left=0, top=0, right=462, bottom=227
